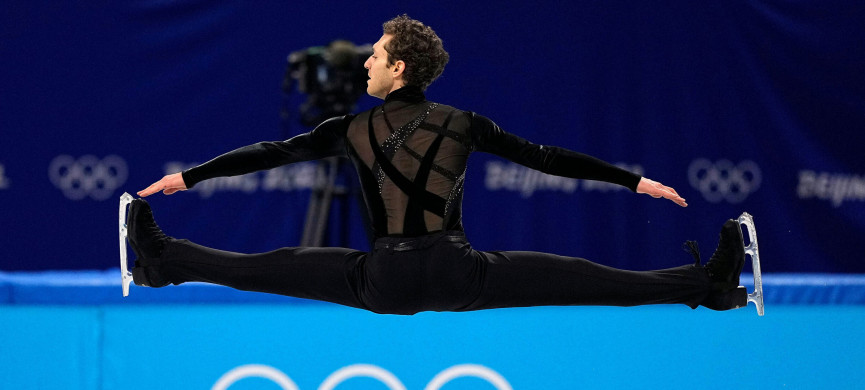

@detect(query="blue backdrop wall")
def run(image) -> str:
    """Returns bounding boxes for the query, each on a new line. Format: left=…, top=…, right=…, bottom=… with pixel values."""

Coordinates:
left=1, top=1, right=863, bottom=272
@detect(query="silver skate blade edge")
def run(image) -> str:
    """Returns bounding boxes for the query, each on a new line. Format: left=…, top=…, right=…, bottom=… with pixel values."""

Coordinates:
left=119, top=192, right=135, bottom=297
left=737, top=212, right=764, bottom=316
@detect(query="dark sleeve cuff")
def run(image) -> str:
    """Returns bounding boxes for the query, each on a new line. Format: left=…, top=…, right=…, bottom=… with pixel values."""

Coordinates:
left=181, top=169, right=199, bottom=189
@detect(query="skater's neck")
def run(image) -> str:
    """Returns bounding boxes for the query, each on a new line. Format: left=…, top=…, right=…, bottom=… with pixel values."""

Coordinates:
left=385, top=85, right=425, bottom=104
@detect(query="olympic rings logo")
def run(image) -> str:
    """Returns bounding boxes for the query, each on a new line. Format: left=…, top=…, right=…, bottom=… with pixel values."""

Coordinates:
left=687, top=159, right=761, bottom=204
left=48, top=154, right=128, bottom=201
left=212, top=363, right=512, bottom=390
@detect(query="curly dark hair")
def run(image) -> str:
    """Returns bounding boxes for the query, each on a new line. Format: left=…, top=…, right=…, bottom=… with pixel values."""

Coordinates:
left=382, top=15, right=449, bottom=91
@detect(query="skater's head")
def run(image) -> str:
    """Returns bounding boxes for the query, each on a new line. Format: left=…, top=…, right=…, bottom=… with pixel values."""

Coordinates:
left=364, top=14, right=449, bottom=99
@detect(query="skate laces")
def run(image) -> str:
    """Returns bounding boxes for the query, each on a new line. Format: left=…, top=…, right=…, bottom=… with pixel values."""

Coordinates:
left=140, top=207, right=168, bottom=240
left=682, top=240, right=702, bottom=266
left=683, top=233, right=733, bottom=278
left=705, top=226, right=738, bottom=279
left=131, top=200, right=169, bottom=258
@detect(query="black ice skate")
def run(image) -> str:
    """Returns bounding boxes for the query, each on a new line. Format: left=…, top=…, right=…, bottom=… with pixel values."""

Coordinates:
left=685, top=213, right=764, bottom=315
left=706, top=219, right=746, bottom=290
left=118, top=193, right=171, bottom=295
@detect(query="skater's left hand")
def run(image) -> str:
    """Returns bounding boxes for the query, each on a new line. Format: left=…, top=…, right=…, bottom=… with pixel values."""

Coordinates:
left=636, top=177, right=687, bottom=207
left=138, top=172, right=188, bottom=197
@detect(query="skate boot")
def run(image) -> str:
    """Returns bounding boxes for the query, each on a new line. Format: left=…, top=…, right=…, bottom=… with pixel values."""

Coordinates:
left=705, top=219, right=745, bottom=291
left=126, top=198, right=171, bottom=288
left=683, top=219, right=746, bottom=310
left=684, top=215, right=764, bottom=315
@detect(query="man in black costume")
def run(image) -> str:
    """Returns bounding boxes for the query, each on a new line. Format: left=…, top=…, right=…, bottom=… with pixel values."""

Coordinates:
left=129, top=15, right=748, bottom=314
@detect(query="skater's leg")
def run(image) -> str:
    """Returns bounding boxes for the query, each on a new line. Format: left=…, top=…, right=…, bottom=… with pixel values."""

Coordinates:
left=127, top=198, right=368, bottom=310
left=461, top=218, right=754, bottom=312
left=460, top=250, right=711, bottom=311
left=148, top=239, right=368, bottom=309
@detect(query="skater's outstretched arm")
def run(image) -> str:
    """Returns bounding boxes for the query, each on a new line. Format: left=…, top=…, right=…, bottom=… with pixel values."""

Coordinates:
left=137, top=115, right=352, bottom=197
left=469, top=113, right=686, bottom=207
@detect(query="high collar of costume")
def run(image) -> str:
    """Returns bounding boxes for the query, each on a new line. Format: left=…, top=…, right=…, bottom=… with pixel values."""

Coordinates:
left=384, top=85, right=426, bottom=104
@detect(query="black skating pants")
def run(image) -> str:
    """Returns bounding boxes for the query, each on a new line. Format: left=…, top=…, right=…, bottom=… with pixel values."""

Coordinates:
left=147, top=231, right=711, bottom=314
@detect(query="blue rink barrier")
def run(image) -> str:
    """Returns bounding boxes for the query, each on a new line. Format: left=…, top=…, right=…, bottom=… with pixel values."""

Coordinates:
left=0, top=272, right=864, bottom=390
left=2, top=304, right=865, bottom=389
left=2, top=272, right=865, bottom=390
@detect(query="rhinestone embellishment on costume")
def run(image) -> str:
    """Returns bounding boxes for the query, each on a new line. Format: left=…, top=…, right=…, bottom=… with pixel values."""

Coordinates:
left=375, top=103, right=439, bottom=193
left=444, top=170, right=466, bottom=217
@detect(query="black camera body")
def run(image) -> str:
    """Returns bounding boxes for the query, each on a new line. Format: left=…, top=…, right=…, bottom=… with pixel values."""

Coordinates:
left=284, top=40, right=373, bottom=126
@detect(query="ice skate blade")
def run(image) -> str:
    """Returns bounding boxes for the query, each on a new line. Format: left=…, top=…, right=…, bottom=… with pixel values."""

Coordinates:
left=738, top=212, right=764, bottom=316
left=119, top=192, right=135, bottom=297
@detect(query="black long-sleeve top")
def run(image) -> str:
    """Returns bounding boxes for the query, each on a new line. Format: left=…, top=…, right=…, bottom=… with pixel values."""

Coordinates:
left=183, top=86, right=641, bottom=238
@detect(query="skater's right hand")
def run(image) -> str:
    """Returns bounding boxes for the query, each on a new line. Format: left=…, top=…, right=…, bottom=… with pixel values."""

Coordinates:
left=138, top=172, right=188, bottom=197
